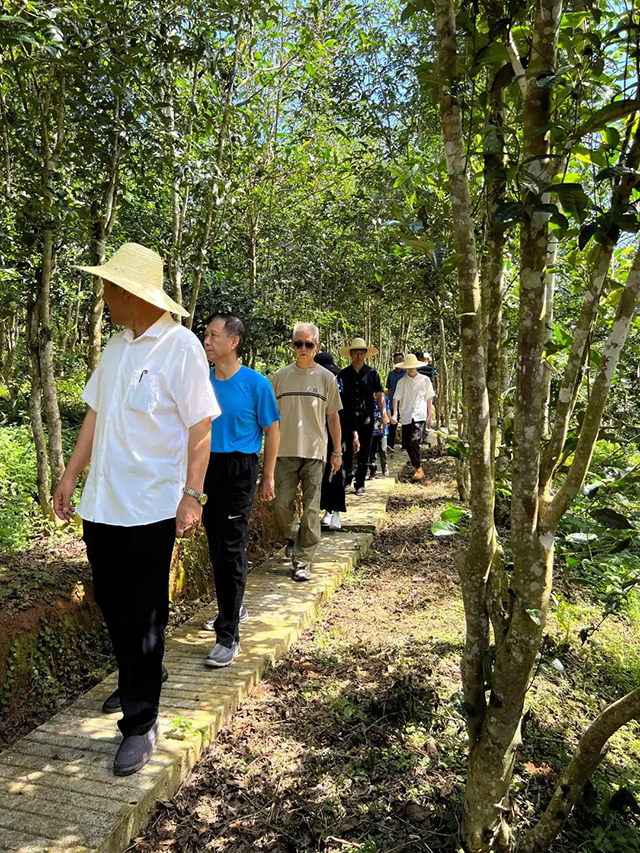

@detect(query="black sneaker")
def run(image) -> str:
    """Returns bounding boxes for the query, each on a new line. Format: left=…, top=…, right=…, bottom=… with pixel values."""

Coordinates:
left=285, top=539, right=295, bottom=558
left=113, top=720, right=159, bottom=776
left=203, top=604, right=249, bottom=632
left=102, top=666, right=168, bottom=714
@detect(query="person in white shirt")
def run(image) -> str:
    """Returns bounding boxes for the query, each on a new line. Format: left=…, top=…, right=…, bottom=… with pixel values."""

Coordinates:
left=391, top=353, right=435, bottom=481
left=54, top=243, right=220, bottom=777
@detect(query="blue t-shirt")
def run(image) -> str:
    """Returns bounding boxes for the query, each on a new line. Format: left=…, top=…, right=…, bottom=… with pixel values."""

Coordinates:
left=387, top=369, right=407, bottom=398
left=210, top=365, right=280, bottom=454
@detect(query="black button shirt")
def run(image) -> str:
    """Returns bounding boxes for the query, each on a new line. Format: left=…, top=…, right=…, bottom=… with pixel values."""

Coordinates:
left=338, top=364, right=383, bottom=430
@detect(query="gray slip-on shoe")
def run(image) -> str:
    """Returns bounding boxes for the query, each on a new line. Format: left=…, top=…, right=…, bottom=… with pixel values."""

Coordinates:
left=203, top=604, right=249, bottom=632
left=113, top=720, right=159, bottom=776
left=103, top=666, right=168, bottom=714
left=293, top=564, right=311, bottom=582
left=205, top=641, right=241, bottom=668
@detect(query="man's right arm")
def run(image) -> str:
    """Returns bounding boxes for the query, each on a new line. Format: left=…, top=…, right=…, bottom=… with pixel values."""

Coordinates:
left=53, top=408, right=97, bottom=520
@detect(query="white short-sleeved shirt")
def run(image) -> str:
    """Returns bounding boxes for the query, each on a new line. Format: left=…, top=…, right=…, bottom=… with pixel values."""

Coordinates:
left=393, top=373, right=435, bottom=425
left=77, top=312, right=220, bottom=527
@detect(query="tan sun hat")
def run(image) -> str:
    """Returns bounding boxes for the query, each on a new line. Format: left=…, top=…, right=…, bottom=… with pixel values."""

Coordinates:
left=75, top=242, right=189, bottom=318
left=339, top=337, right=378, bottom=358
left=396, top=354, right=422, bottom=370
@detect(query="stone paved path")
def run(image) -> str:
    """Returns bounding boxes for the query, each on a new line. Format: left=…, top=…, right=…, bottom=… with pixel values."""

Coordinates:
left=0, top=460, right=401, bottom=853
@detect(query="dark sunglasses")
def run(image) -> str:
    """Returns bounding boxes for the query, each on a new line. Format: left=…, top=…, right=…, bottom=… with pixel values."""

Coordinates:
left=293, top=340, right=315, bottom=349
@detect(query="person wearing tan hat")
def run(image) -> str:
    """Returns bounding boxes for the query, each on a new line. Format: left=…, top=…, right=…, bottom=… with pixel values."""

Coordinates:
left=338, top=337, right=387, bottom=495
left=53, top=243, right=220, bottom=776
left=390, top=354, right=435, bottom=480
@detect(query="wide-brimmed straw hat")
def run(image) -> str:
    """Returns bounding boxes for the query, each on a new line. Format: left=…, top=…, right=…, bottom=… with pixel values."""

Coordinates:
left=396, top=354, right=422, bottom=370
left=75, top=243, right=189, bottom=318
left=340, top=337, right=378, bottom=358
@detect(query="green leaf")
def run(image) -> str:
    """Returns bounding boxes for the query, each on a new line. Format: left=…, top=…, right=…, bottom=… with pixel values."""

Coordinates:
left=579, top=222, right=598, bottom=250
left=589, top=507, right=634, bottom=529
left=431, top=521, right=458, bottom=538
left=441, top=505, right=467, bottom=524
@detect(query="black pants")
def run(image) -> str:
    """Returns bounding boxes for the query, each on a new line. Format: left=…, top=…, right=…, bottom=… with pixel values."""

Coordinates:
left=402, top=420, right=425, bottom=469
left=343, top=412, right=375, bottom=490
left=320, top=430, right=346, bottom=513
left=83, top=517, right=175, bottom=737
left=369, top=434, right=388, bottom=475
left=388, top=422, right=398, bottom=449
left=203, top=452, right=258, bottom=648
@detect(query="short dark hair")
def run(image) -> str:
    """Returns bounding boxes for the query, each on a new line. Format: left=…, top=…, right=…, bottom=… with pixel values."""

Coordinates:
left=393, top=352, right=404, bottom=359
left=206, top=312, right=246, bottom=356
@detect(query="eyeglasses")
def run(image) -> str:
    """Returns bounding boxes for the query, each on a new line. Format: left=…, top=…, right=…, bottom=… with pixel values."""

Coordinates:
left=293, top=340, right=315, bottom=349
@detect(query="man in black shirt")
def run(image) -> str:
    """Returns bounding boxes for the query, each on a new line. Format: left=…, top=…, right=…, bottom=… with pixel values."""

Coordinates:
left=338, top=337, right=387, bottom=495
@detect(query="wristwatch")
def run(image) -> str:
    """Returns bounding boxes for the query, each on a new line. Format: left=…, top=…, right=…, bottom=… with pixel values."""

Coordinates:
left=183, top=486, right=208, bottom=506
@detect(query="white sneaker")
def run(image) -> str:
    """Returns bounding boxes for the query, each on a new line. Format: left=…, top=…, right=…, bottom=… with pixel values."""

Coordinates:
left=330, top=511, right=342, bottom=530
left=321, top=511, right=332, bottom=527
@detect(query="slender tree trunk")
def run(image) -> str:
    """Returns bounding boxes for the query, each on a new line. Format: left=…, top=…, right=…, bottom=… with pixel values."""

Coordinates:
left=541, top=235, right=557, bottom=437
left=187, top=15, right=244, bottom=328
left=87, top=94, right=121, bottom=378
left=434, top=0, right=495, bottom=767
left=524, top=689, right=640, bottom=852
left=26, top=301, right=53, bottom=516
left=39, top=68, right=65, bottom=492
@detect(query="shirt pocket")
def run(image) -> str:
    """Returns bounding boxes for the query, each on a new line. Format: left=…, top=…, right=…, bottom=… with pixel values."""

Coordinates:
left=126, top=370, right=160, bottom=414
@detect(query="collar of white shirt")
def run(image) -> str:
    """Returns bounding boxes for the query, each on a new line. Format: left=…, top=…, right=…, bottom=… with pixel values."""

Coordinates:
left=122, top=311, right=173, bottom=342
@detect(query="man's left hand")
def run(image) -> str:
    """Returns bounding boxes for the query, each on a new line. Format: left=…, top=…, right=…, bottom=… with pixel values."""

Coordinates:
left=176, top=494, right=202, bottom=538
left=331, top=454, right=342, bottom=475
left=381, top=412, right=389, bottom=428
left=259, top=475, right=276, bottom=502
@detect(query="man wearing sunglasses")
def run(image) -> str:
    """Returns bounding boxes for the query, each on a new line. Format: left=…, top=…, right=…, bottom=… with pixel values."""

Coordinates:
left=271, top=323, right=342, bottom=581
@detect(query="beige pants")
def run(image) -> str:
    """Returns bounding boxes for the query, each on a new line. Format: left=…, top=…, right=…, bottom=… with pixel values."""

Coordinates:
left=274, top=456, right=324, bottom=567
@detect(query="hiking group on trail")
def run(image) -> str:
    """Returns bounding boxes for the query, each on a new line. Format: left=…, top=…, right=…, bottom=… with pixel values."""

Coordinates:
left=53, top=242, right=437, bottom=777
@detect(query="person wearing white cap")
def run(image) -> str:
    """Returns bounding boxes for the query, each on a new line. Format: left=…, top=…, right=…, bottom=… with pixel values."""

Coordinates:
left=390, top=354, right=435, bottom=480
left=53, top=243, right=220, bottom=776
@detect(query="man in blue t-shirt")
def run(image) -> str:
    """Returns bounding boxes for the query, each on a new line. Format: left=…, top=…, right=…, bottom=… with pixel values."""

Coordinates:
left=201, top=313, right=280, bottom=667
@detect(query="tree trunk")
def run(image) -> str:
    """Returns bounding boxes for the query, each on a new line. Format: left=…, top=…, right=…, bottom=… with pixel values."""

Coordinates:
left=523, top=689, right=640, bottom=852
left=87, top=95, right=121, bottom=378
left=434, top=0, right=496, bottom=765
left=39, top=68, right=65, bottom=492
left=26, top=301, right=53, bottom=517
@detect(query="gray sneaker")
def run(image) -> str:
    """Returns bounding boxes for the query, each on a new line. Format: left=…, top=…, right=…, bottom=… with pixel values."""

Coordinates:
left=113, top=720, right=159, bottom=777
left=205, top=641, right=241, bottom=668
left=285, top=539, right=295, bottom=558
left=203, top=604, right=249, bottom=632
left=293, top=564, right=311, bottom=582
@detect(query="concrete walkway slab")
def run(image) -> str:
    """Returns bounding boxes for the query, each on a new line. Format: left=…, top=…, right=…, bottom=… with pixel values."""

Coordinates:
left=0, top=458, right=403, bottom=853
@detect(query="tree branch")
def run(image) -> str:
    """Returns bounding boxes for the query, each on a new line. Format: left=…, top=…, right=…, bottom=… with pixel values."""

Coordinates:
left=523, top=688, right=640, bottom=853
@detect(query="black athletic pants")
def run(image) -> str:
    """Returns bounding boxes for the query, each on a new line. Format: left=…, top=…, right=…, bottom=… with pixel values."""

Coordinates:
left=203, top=452, right=258, bottom=648
left=83, top=517, right=175, bottom=737
left=402, top=420, right=425, bottom=469
left=388, top=422, right=398, bottom=449
left=344, top=411, right=375, bottom=490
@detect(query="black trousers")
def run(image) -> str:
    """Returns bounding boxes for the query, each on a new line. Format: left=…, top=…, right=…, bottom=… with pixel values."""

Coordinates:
left=344, top=412, right=375, bottom=490
left=203, top=452, right=258, bottom=648
left=369, top=434, right=388, bottom=474
left=388, top=422, right=398, bottom=449
left=83, top=517, right=175, bottom=737
left=320, top=428, right=347, bottom=513
left=402, top=420, right=425, bottom=469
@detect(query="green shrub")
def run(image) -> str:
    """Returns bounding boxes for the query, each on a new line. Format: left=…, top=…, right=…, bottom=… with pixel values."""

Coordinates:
left=0, top=425, right=42, bottom=552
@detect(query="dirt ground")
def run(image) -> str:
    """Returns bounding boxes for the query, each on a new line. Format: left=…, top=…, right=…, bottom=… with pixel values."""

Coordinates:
left=127, top=453, right=640, bottom=853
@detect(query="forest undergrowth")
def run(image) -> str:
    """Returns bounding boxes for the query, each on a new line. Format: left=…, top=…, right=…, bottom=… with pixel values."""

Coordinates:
left=127, top=454, right=640, bottom=853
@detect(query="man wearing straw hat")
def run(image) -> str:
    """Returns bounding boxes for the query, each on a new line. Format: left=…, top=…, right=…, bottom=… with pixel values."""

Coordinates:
left=338, top=337, right=387, bottom=496
left=390, top=353, right=435, bottom=480
left=54, top=243, right=220, bottom=776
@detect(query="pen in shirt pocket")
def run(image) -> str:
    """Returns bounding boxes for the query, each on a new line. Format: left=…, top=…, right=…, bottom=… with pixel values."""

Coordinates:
left=139, top=370, right=148, bottom=383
